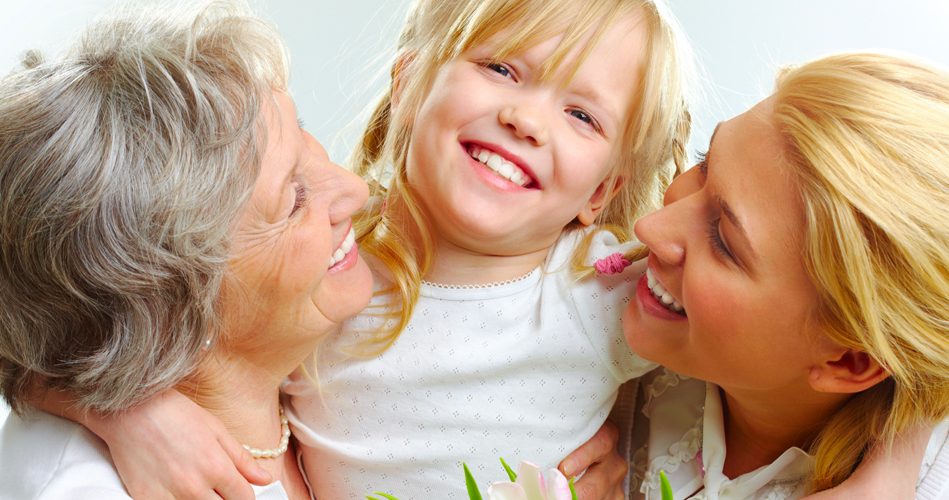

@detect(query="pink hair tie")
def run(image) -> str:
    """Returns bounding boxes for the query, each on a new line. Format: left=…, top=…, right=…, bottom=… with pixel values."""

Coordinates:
left=594, top=253, right=631, bottom=275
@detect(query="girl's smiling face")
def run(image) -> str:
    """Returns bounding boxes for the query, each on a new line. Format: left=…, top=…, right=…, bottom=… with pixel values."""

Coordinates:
left=624, top=97, right=840, bottom=394
left=403, top=13, right=646, bottom=258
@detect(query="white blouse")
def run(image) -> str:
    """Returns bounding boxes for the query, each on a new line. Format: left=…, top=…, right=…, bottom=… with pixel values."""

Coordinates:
left=626, top=368, right=949, bottom=500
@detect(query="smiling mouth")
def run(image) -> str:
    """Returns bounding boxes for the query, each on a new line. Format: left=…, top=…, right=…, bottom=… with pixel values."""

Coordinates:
left=466, top=144, right=534, bottom=188
left=646, top=268, right=686, bottom=315
left=328, top=227, right=356, bottom=269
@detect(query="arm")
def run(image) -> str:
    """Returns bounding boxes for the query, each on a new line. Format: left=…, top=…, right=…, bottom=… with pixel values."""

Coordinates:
left=559, top=420, right=628, bottom=500
left=34, top=388, right=271, bottom=500
left=801, top=424, right=931, bottom=500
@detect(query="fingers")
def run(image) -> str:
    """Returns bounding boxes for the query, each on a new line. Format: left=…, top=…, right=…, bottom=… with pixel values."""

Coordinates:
left=222, top=432, right=273, bottom=487
left=559, top=421, right=620, bottom=478
left=570, top=448, right=628, bottom=500
left=560, top=421, right=626, bottom=500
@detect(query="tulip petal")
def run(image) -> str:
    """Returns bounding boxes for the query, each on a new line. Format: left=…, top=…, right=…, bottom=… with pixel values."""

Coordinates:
left=515, top=461, right=546, bottom=500
left=545, top=469, right=572, bottom=500
left=487, top=481, right=528, bottom=500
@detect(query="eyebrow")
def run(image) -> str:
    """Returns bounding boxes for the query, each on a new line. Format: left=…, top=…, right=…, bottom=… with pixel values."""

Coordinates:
left=700, top=121, right=757, bottom=260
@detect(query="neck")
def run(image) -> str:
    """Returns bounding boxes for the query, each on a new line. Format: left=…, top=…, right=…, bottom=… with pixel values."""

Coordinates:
left=384, top=197, right=563, bottom=287
left=177, top=341, right=317, bottom=494
left=423, top=235, right=552, bottom=286
left=718, top=383, right=850, bottom=479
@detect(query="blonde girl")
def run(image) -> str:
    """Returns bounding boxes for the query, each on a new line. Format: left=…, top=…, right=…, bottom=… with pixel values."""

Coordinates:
left=278, top=0, right=693, bottom=497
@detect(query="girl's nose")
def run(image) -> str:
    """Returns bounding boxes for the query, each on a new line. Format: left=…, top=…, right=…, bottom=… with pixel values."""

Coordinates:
left=499, top=105, right=549, bottom=146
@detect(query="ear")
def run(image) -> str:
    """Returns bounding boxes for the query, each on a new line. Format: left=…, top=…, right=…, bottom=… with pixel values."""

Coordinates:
left=809, top=349, right=889, bottom=394
left=577, top=176, right=624, bottom=226
left=391, top=50, right=416, bottom=110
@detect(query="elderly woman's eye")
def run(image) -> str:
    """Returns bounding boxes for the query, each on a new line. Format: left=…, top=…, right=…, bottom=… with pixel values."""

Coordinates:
left=290, top=184, right=307, bottom=215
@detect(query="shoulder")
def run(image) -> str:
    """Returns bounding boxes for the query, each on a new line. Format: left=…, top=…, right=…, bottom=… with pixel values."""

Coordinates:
left=0, top=410, right=131, bottom=500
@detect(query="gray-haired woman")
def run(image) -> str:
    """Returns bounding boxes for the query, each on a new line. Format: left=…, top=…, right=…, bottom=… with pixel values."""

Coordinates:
left=0, top=1, right=373, bottom=498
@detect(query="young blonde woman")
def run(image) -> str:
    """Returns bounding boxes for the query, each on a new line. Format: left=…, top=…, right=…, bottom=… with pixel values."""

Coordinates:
left=624, top=52, right=949, bottom=499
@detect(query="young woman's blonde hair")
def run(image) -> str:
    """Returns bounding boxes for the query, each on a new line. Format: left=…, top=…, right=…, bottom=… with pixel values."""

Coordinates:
left=351, top=0, right=694, bottom=352
left=0, top=0, right=289, bottom=413
left=771, top=52, right=949, bottom=492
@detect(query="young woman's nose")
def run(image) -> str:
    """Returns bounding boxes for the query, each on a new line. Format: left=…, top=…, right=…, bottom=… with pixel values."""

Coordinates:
left=499, top=105, right=549, bottom=146
left=634, top=196, right=690, bottom=268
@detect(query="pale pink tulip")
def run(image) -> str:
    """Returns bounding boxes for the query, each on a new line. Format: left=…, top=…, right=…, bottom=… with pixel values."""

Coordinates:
left=485, top=461, right=573, bottom=500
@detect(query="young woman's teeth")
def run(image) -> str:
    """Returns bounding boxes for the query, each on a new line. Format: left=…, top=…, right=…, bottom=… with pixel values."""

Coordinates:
left=468, top=144, right=529, bottom=187
left=328, top=228, right=356, bottom=269
left=646, top=268, right=685, bottom=315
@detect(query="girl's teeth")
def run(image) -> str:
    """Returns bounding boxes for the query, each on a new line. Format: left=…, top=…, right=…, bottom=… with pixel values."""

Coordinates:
left=645, top=268, right=685, bottom=315
left=486, top=154, right=503, bottom=171
left=467, top=144, right=530, bottom=187
left=328, top=228, right=357, bottom=269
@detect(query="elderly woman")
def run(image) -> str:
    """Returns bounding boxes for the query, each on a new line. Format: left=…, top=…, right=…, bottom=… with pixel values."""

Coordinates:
left=0, top=1, right=373, bottom=498
left=624, top=52, right=949, bottom=499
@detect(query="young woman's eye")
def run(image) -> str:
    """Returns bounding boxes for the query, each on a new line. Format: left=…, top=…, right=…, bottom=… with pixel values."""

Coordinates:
left=696, top=150, right=708, bottom=175
left=290, top=184, right=307, bottom=216
left=567, top=108, right=601, bottom=133
left=706, top=218, right=733, bottom=260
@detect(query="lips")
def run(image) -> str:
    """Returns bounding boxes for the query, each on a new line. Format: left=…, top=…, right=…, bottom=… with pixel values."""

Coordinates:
left=328, top=227, right=356, bottom=269
left=465, top=143, right=535, bottom=188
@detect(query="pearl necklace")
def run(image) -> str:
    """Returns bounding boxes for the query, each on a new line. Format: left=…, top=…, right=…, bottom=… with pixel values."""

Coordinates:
left=243, top=404, right=291, bottom=459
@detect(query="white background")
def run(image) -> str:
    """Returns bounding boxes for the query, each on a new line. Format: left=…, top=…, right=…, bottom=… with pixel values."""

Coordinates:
left=1, top=0, right=948, bottom=423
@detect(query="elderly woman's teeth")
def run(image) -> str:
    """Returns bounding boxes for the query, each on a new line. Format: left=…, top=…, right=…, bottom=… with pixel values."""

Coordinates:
left=328, top=228, right=356, bottom=269
left=645, top=268, right=685, bottom=314
left=468, top=144, right=529, bottom=187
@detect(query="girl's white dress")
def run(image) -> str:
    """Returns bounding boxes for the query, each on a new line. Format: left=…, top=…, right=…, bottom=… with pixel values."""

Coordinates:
left=283, top=229, right=656, bottom=499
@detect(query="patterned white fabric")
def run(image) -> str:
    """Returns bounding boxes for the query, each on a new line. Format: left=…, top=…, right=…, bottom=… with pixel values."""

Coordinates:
left=0, top=410, right=300, bottom=500
left=284, top=229, right=656, bottom=500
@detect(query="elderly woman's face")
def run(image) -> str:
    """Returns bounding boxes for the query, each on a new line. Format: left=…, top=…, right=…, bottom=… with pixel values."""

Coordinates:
left=623, top=98, right=842, bottom=394
left=225, top=92, right=372, bottom=351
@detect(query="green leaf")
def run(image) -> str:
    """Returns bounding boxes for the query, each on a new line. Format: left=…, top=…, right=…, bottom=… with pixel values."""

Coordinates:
left=499, top=457, right=517, bottom=482
left=367, top=493, right=401, bottom=500
left=569, top=476, right=578, bottom=500
left=660, top=471, right=674, bottom=500
left=464, top=463, right=484, bottom=500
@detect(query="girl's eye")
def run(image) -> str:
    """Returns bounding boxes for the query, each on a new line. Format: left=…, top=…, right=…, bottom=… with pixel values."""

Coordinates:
left=705, top=218, right=733, bottom=260
left=483, top=62, right=513, bottom=79
left=567, top=108, right=601, bottom=133
left=290, top=184, right=307, bottom=216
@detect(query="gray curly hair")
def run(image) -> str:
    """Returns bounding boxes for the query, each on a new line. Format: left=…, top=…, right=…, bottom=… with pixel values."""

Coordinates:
left=0, top=0, right=289, bottom=413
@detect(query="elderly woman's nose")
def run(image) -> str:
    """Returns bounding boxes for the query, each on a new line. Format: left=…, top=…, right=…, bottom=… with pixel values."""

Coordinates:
left=329, top=164, right=370, bottom=223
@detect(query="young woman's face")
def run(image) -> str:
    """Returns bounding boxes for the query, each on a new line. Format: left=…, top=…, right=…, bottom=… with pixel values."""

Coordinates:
left=403, top=13, right=646, bottom=257
left=624, top=97, right=837, bottom=393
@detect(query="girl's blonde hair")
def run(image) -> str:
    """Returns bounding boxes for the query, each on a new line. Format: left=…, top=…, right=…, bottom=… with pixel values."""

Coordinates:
left=772, top=52, right=949, bottom=492
left=351, top=0, right=693, bottom=352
